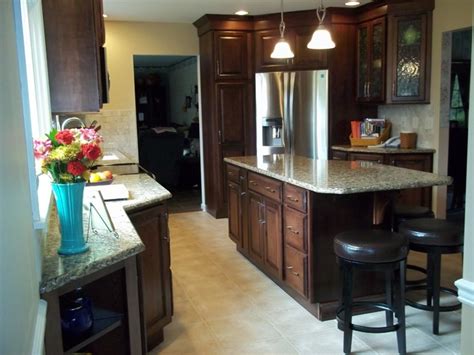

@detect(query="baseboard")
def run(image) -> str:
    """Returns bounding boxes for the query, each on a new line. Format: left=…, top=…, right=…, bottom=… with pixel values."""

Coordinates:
left=31, top=299, right=47, bottom=355
left=455, top=278, right=474, bottom=307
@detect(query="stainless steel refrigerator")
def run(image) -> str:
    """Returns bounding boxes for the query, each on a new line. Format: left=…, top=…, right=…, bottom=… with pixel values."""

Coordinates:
left=255, top=70, right=329, bottom=159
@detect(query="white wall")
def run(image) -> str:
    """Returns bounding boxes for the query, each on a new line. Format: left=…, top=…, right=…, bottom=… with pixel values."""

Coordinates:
left=168, top=57, right=198, bottom=126
left=0, top=1, right=41, bottom=353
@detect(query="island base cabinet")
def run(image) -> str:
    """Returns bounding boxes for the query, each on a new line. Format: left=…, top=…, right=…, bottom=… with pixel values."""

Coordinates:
left=129, top=204, right=173, bottom=351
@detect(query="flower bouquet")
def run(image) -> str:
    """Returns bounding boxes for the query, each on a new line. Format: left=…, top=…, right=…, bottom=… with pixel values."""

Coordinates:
left=34, top=128, right=103, bottom=255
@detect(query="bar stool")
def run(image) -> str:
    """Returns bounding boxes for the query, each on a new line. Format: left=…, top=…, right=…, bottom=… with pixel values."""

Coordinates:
left=393, top=203, right=435, bottom=285
left=334, top=230, right=408, bottom=355
left=399, top=218, right=463, bottom=335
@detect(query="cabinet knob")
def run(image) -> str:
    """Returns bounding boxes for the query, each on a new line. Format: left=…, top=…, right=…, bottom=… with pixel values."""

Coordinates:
left=249, top=180, right=258, bottom=186
left=240, top=192, right=246, bottom=196
left=287, top=195, right=299, bottom=202
left=286, top=226, right=300, bottom=235
left=286, top=266, right=299, bottom=276
left=265, top=186, right=276, bottom=193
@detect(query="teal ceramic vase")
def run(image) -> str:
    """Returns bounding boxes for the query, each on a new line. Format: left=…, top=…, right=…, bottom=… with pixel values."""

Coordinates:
left=52, top=182, right=89, bottom=255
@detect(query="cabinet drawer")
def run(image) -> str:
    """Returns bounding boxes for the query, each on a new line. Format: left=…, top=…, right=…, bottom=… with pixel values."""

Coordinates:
left=348, top=153, right=384, bottom=164
left=284, top=184, right=307, bottom=212
left=284, top=207, right=307, bottom=253
left=284, top=246, right=307, bottom=298
left=248, top=172, right=282, bottom=202
left=226, top=164, right=240, bottom=183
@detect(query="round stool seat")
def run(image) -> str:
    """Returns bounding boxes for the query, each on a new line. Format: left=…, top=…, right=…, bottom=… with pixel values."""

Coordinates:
left=394, top=204, right=435, bottom=220
left=399, top=218, right=463, bottom=247
left=334, top=230, right=408, bottom=264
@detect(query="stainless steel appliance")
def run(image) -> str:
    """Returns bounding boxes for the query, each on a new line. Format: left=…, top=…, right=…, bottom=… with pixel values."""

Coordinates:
left=256, top=70, right=329, bottom=159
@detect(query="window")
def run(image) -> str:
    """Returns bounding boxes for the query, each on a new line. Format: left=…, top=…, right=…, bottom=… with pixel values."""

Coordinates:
left=13, top=0, right=52, bottom=228
left=450, top=74, right=466, bottom=127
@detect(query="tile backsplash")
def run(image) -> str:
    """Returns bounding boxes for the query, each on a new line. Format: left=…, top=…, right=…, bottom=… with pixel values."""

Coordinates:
left=83, top=109, right=138, bottom=162
left=378, top=104, right=434, bottom=148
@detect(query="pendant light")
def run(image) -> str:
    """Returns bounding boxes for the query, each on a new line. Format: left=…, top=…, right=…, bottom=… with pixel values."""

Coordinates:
left=307, top=0, right=336, bottom=50
left=270, top=0, right=294, bottom=59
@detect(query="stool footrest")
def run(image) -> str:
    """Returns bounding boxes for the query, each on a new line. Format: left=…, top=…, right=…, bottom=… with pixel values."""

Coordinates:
left=336, top=302, right=401, bottom=334
left=406, top=285, right=462, bottom=312
left=406, top=264, right=427, bottom=286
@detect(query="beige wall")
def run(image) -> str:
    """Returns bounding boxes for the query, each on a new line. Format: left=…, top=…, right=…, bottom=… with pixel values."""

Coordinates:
left=87, top=21, right=199, bottom=161
left=104, top=21, right=199, bottom=110
left=459, top=6, right=474, bottom=354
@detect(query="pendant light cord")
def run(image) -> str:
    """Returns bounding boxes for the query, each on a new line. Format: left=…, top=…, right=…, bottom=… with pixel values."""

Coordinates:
left=316, top=0, right=326, bottom=24
left=279, top=0, right=286, bottom=38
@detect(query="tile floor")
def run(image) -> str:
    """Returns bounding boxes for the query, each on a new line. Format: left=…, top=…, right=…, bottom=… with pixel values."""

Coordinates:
left=151, top=211, right=462, bottom=354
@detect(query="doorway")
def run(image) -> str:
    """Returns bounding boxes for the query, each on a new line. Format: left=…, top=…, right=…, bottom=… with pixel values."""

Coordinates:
left=133, top=55, right=202, bottom=213
left=445, top=29, right=471, bottom=225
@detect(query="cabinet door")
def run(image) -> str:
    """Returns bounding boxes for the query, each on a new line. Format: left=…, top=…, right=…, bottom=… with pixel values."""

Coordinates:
left=129, top=205, right=172, bottom=350
left=293, top=27, right=328, bottom=70
left=227, top=180, right=242, bottom=245
left=42, top=0, right=103, bottom=113
left=263, top=198, right=283, bottom=278
left=331, top=150, right=348, bottom=160
left=387, top=13, right=430, bottom=103
left=216, top=82, right=248, bottom=145
left=368, top=18, right=386, bottom=101
left=248, top=192, right=265, bottom=263
left=348, top=153, right=384, bottom=164
left=215, top=32, right=249, bottom=80
left=388, top=154, right=432, bottom=207
left=356, top=22, right=370, bottom=101
left=255, top=30, right=293, bottom=72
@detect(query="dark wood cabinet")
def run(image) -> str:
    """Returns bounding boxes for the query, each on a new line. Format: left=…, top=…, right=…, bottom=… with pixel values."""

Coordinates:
left=248, top=191, right=265, bottom=263
left=386, top=12, right=431, bottom=103
left=262, top=198, right=283, bottom=278
left=255, top=27, right=327, bottom=72
left=128, top=204, right=172, bottom=351
left=194, top=16, right=254, bottom=218
left=333, top=148, right=434, bottom=208
left=356, top=17, right=386, bottom=102
left=42, top=0, right=107, bottom=113
left=227, top=180, right=242, bottom=244
left=215, top=31, right=251, bottom=80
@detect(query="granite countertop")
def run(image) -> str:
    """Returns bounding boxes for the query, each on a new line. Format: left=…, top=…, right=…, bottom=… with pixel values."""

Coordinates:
left=332, top=145, right=436, bottom=154
left=99, top=150, right=135, bottom=165
left=40, top=174, right=172, bottom=294
left=225, top=155, right=451, bottom=195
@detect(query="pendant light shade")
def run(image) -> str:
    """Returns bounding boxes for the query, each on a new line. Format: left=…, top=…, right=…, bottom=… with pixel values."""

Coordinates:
left=307, top=0, right=336, bottom=50
left=271, top=0, right=294, bottom=59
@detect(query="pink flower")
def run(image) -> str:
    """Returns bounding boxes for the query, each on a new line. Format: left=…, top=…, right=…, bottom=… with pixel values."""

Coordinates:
left=81, top=143, right=102, bottom=161
left=33, top=139, right=52, bottom=159
left=80, top=128, right=103, bottom=144
left=55, top=130, right=75, bottom=145
left=67, top=161, right=86, bottom=176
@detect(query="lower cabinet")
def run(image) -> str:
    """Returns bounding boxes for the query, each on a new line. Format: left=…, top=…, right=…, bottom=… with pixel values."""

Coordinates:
left=333, top=149, right=434, bottom=208
left=128, top=204, right=173, bottom=351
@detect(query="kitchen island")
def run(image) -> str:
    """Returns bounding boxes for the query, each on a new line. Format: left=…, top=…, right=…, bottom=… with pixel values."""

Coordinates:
left=224, top=155, right=450, bottom=320
left=41, top=174, right=172, bottom=354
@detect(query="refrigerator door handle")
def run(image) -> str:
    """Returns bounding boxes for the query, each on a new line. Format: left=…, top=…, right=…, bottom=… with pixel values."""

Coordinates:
left=287, top=71, right=296, bottom=154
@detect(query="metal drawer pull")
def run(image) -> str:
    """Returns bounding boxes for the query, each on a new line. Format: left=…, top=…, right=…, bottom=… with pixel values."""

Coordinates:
left=265, top=186, right=276, bottom=193
left=249, top=180, right=258, bottom=186
left=286, top=226, right=300, bottom=235
left=228, top=171, right=234, bottom=175
left=287, top=195, right=299, bottom=202
left=286, top=266, right=299, bottom=276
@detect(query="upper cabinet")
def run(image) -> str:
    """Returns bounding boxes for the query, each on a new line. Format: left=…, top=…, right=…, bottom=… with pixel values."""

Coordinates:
left=356, top=0, right=433, bottom=104
left=356, top=18, right=386, bottom=103
left=215, top=31, right=251, bottom=80
left=42, top=0, right=107, bottom=113
left=386, top=13, right=431, bottom=103
left=255, top=27, right=327, bottom=72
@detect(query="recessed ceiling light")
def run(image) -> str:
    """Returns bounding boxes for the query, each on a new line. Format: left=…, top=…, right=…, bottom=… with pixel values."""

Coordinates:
left=102, top=13, right=108, bottom=18
left=235, top=10, right=249, bottom=16
left=345, top=1, right=360, bottom=6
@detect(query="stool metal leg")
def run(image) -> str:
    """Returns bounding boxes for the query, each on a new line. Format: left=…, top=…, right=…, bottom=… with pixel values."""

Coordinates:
left=342, top=262, right=353, bottom=355
left=432, top=252, right=442, bottom=335
left=385, top=270, right=394, bottom=326
left=397, top=260, right=407, bottom=355
left=427, top=254, right=434, bottom=307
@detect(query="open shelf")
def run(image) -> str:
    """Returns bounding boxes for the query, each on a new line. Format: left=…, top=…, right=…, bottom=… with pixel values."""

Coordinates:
left=63, top=307, right=123, bottom=353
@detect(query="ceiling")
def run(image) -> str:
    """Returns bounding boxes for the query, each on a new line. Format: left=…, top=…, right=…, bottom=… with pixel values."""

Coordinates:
left=103, top=0, right=373, bottom=24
